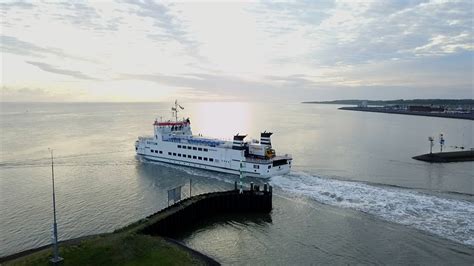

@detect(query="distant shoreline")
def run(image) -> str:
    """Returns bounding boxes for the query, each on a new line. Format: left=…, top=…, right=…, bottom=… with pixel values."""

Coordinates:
left=338, top=106, right=474, bottom=120
left=302, top=99, right=474, bottom=106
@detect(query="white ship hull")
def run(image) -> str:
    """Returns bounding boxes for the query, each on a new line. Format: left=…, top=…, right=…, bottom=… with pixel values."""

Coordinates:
left=135, top=101, right=292, bottom=178
left=136, top=138, right=292, bottom=178
left=139, top=154, right=290, bottom=178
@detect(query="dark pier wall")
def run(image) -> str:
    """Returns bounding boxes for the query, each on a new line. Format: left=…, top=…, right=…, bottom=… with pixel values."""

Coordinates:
left=412, top=150, right=474, bottom=163
left=140, top=187, right=272, bottom=237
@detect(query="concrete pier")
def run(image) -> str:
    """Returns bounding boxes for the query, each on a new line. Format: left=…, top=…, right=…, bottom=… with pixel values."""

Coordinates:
left=412, top=150, right=474, bottom=163
left=0, top=184, right=272, bottom=265
left=138, top=184, right=273, bottom=237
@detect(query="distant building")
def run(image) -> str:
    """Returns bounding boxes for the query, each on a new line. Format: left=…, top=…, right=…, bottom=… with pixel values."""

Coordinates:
left=384, top=104, right=402, bottom=110
left=408, top=105, right=445, bottom=112
left=358, top=100, right=368, bottom=108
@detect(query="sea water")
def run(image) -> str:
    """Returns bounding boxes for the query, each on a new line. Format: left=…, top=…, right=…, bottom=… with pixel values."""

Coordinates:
left=1, top=102, right=473, bottom=263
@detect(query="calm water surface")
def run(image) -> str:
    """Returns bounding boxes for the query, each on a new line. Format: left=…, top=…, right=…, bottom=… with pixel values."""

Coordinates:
left=1, top=102, right=473, bottom=263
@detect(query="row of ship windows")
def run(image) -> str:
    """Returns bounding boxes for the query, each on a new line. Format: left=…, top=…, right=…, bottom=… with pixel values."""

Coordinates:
left=150, top=149, right=215, bottom=162
left=170, top=152, right=215, bottom=162
left=148, top=149, right=270, bottom=169
left=177, top=145, right=208, bottom=152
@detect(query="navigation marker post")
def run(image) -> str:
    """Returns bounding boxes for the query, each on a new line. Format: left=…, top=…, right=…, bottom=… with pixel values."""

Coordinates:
left=239, top=160, right=245, bottom=194
left=48, top=149, right=63, bottom=264
left=439, top=134, right=445, bottom=152
left=428, top=136, right=434, bottom=154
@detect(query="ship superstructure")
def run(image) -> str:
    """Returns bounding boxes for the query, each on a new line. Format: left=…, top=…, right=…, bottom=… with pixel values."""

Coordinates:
left=135, top=101, right=292, bottom=178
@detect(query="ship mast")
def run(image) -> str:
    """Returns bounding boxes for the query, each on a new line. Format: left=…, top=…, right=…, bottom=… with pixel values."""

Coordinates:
left=171, top=100, right=184, bottom=122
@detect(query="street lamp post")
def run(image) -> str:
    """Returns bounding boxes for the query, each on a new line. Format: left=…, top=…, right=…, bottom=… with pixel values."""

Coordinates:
left=239, top=160, right=244, bottom=194
left=49, top=149, right=63, bottom=264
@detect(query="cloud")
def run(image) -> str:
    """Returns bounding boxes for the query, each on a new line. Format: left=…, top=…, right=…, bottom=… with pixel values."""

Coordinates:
left=413, top=33, right=473, bottom=56
left=1, top=1, right=472, bottom=101
left=26, top=61, right=99, bottom=80
left=118, top=72, right=335, bottom=102
left=251, top=0, right=473, bottom=67
left=1, top=35, right=98, bottom=63
left=121, top=0, right=200, bottom=54
left=118, top=72, right=300, bottom=101
left=118, top=68, right=472, bottom=102
left=1, top=35, right=62, bottom=58
left=49, top=2, right=124, bottom=32
left=118, top=72, right=270, bottom=95
left=0, top=1, right=34, bottom=10
left=2, top=86, right=49, bottom=98
left=0, top=86, right=82, bottom=102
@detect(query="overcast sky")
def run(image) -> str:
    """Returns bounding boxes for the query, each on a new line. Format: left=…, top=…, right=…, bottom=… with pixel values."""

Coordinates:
left=1, top=0, right=473, bottom=102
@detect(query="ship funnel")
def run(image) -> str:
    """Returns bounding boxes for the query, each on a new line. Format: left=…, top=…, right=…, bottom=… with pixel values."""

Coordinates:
left=260, top=131, right=273, bottom=147
left=233, top=134, right=247, bottom=150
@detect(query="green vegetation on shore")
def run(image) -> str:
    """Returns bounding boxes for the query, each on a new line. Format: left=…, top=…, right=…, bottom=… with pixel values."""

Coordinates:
left=302, top=99, right=474, bottom=106
left=2, top=199, right=214, bottom=265
left=1, top=191, right=223, bottom=265
left=4, top=233, right=205, bottom=266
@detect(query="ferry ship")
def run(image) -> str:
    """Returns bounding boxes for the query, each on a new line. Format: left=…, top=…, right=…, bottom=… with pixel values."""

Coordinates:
left=135, top=101, right=292, bottom=178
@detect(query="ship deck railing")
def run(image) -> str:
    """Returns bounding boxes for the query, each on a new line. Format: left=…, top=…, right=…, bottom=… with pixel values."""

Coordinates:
left=244, top=154, right=292, bottom=163
left=138, top=136, right=154, bottom=140
left=163, top=136, right=230, bottom=147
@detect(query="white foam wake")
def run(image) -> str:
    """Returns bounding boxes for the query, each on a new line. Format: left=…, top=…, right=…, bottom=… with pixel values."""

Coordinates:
left=270, top=171, right=474, bottom=247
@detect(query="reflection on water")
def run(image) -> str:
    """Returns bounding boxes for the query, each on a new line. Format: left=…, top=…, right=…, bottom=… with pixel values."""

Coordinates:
left=172, top=212, right=273, bottom=241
